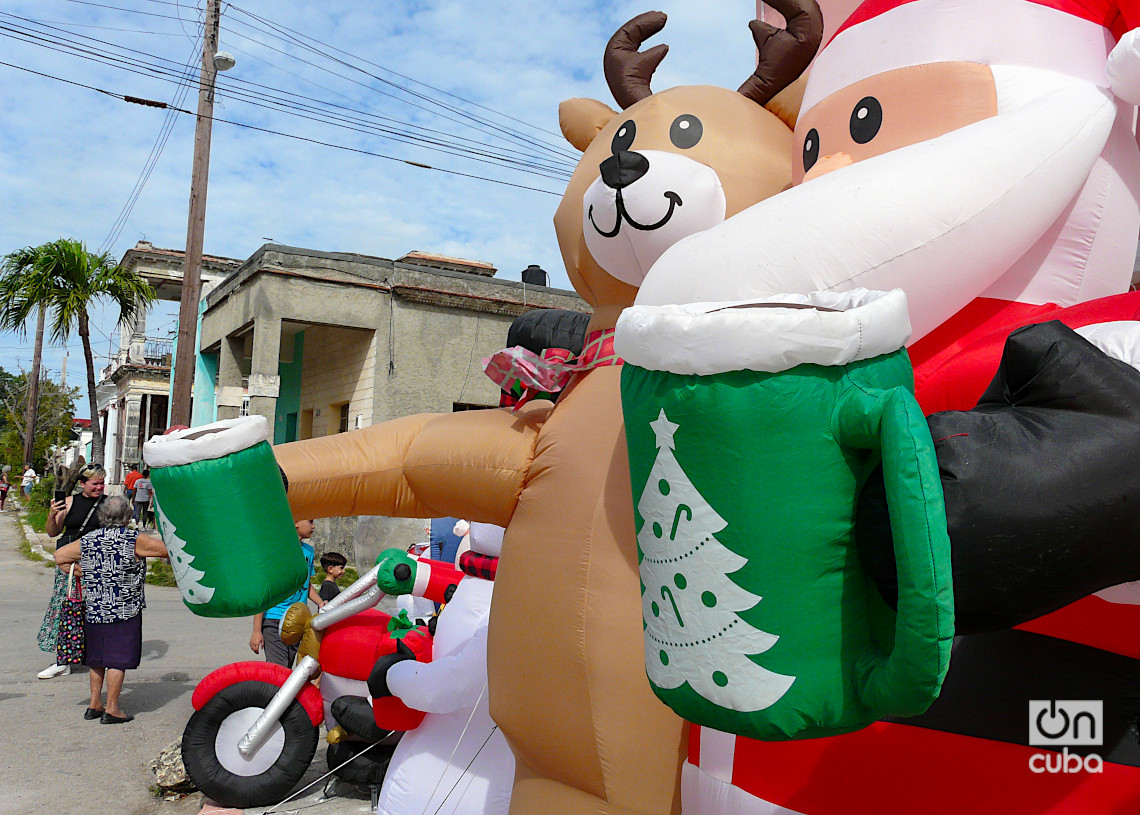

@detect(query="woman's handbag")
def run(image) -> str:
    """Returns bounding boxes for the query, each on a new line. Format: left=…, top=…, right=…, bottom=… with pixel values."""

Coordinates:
left=36, top=568, right=67, bottom=652
left=56, top=565, right=85, bottom=665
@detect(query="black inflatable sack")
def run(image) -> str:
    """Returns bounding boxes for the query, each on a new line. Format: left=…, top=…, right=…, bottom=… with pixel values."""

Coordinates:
left=859, top=321, right=1140, bottom=633
left=506, top=308, right=591, bottom=358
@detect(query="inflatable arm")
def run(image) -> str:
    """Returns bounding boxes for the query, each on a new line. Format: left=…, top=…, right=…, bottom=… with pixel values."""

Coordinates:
left=274, top=403, right=552, bottom=525
left=637, top=83, right=1116, bottom=342
left=386, top=624, right=491, bottom=715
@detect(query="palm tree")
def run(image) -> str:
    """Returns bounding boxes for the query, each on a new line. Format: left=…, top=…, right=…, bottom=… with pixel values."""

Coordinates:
left=1, top=247, right=48, bottom=466
left=0, top=239, right=156, bottom=466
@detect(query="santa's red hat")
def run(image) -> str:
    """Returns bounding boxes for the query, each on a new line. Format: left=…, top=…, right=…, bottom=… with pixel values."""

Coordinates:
left=801, top=0, right=1139, bottom=114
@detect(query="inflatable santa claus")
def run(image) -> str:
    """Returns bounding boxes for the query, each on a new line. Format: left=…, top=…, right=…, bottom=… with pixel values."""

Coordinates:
left=629, top=1, right=1140, bottom=813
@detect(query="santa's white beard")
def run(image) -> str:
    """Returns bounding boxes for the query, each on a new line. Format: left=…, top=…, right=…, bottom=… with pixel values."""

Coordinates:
left=636, top=83, right=1128, bottom=343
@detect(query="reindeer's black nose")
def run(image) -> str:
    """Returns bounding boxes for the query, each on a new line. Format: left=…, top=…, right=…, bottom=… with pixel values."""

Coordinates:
left=599, top=150, right=649, bottom=190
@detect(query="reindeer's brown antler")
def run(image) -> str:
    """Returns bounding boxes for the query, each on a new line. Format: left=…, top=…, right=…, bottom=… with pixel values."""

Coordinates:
left=739, top=0, right=823, bottom=106
left=604, top=11, right=669, bottom=110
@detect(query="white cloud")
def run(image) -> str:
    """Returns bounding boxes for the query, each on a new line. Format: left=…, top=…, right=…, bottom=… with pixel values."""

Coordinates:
left=0, top=0, right=772, bottom=416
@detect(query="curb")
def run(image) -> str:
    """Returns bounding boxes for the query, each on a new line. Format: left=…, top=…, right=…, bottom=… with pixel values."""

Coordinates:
left=11, top=505, right=55, bottom=561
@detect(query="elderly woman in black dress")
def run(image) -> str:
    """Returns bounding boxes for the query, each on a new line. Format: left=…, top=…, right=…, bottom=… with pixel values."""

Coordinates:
left=54, top=494, right=168, bottom=723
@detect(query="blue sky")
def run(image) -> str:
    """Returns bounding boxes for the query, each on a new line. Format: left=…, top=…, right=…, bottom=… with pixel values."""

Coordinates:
left=0, top=0, right=770, bottom=416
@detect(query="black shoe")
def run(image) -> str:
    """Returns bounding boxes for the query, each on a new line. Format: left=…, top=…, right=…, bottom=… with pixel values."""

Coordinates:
left=100, top=712, right=134, bottom=724
left=84, top=708, right=104, bottom=720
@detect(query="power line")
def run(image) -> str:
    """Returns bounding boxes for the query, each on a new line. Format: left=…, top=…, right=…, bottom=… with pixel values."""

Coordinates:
left=0, top=57, right=563, bottom=195
left=218, top=40, right=576, bottom=173
left=173, top=0, right=200, bottom=44
left=99, top=30, right=203, bottom=255
left=172, top=103, right=563, bottom=194
left=44, top=0, right=576, bottom=165
left=225, top=3, right=572, bottom=148
left=0, top=15, right=574, bottom=178
left=219, top=14, right=575, bottom=168
left=0, top=17, right=574, bottom=179
left=221, top=8, right=579, bottom=165
left=19, top=18, right=188, bottom=36
left=57, top=0, right=189, bottom=22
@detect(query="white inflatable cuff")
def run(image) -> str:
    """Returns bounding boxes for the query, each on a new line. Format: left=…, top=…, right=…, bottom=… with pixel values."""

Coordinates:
left=143, top=416, right=270, bottom=468
left=614, top=289, right=911, bottom=375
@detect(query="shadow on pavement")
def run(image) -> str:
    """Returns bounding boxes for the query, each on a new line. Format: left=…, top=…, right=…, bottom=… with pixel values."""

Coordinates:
left=142, top=639, right=170, bottom=661
left=119, top=672, right=196, bottom=715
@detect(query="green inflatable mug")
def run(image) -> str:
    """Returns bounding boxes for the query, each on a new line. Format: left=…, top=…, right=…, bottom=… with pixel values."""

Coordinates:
left=615, top=289, right=954, bottom=740
left=143, top=416, right=308, bottom=617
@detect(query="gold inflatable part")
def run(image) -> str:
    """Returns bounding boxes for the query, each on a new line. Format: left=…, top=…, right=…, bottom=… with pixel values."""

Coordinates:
left=326, top=725, right=348, bottom=744
left=279, top=601, right=322, bottom=664
left=279, top=602, right=311, bottom=645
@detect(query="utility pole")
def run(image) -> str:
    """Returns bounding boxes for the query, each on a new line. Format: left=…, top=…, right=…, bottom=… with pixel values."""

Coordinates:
left=22, top=305, right=45, bottom=466
left=170, top=0, right=222, bottom=427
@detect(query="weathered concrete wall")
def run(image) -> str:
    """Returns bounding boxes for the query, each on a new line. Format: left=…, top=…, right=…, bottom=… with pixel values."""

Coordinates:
left=299, top=326, right=377, bottom=437
left=374, top=298, right=514, bottom=421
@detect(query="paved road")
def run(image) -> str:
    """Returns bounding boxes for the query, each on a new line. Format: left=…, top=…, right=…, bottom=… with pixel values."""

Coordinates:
left=0, top=506, right=376, bottom=815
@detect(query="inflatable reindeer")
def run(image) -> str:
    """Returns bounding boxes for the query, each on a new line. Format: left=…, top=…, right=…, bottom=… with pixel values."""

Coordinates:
left=274, top=4, right=822, bottom=815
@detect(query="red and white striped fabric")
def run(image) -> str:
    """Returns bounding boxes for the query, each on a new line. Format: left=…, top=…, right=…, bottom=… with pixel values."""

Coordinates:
left=683, top=589, right=1140, bottom=815
left=408, top=557, right=463, bottom=605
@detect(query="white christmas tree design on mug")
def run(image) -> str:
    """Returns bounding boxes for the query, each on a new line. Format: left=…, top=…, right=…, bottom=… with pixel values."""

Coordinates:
left=638, top=409, right=794, bottom=712
left=153, top=498, right=216, bottom=605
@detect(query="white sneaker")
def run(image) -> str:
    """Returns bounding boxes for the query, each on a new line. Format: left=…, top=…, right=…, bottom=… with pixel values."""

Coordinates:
left=37, top=663, right=70, bottom=679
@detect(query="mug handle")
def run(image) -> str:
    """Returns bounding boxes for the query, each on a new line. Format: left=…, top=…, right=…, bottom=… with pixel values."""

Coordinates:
left=834, top=384, right=955, bottom=717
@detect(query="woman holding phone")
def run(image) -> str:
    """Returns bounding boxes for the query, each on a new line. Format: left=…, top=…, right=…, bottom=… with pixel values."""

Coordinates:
left=37, top=465, right=106, bottom=679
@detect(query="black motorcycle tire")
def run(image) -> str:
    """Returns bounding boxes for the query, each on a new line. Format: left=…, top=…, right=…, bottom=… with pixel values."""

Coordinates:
left=182, top=679, right=318, bottom=809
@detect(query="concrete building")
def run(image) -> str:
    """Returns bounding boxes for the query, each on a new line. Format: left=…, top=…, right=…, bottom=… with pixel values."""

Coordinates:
left=95, top=241, right=242, bottom=484
left=197, top=244, right=588, bottom=441
left=192, top=244, right=587, bottom=560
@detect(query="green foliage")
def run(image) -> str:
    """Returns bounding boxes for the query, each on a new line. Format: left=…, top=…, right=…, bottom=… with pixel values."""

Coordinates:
left=0, top=239, right=156, bottom=345
left=312, top=565, right=359, bottom=588
left=16, top=526, right=48, bottom=564
left=22, top=473, right=54, bottom=532
left=27, top=473, right=55, bottom=509
left=26, top=504, right=47, bottom=533
left=0, top=376, right=78, bottom=472
left=146, top=559, right=177, bottom=587
left=0, top=239, right=157, bottom=465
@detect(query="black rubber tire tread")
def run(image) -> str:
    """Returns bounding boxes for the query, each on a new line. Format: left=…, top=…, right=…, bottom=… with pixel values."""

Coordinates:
left=181, top=679, right=318, bottom=809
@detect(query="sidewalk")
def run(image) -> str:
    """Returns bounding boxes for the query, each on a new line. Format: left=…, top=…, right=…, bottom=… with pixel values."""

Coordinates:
left=0, top=502, right=376, bottom=815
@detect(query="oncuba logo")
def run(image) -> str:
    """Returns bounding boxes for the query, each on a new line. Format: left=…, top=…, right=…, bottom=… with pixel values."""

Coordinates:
left=1028, top=700, right=1103, bottom=774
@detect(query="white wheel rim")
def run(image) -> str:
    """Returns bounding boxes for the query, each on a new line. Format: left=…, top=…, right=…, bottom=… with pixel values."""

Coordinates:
left=214, top=706, right=287, bottom=776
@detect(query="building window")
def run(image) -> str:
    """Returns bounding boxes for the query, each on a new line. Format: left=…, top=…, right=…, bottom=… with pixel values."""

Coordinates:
left=240, top=395, right=250, bottom=417
left=338, top=403, right=350, bottom=433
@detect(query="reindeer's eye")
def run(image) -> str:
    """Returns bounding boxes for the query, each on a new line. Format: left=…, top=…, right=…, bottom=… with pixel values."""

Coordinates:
left=803, top=128, right=820, bottom=173
left=669, top=115, right=703, bottom=149
left=612, top=120, right=637, bottom=153
left=849, top=97, right=882, bottom=145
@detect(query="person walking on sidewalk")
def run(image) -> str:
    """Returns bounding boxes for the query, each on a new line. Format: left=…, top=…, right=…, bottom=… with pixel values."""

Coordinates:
left=131, top=470, right=153, bottom=528
left=123, top=465, right=142, bottom=503
left=21, top=463, right=36, bottom=498
left=38, top=466, right=106, bottom=679
left=54, top=494, right=169, bottom=723
left=0, top=465, right=11, bottom=511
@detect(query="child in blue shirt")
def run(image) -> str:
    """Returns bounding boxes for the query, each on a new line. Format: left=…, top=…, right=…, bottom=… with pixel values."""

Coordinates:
left=249, top=519, right=325, bottom=667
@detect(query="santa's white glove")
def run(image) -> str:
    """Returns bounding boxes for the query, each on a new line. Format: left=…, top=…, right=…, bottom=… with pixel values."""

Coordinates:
left=1074, top=321, right=1140, bottom=372
left=1107, top=28, right=1140, bottom=104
